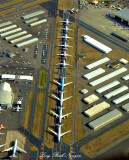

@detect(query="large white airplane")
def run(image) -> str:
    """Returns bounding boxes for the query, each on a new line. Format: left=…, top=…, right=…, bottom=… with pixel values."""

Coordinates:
left=60, top=19, right=72, bottom=26
left=56, top=42, right=72, bottom=49
left=53, top=76, right=72, bottom=91
left=48, top=124, right=71, bottom=142
left=65, top=8, right=78, bottom=14
left=57, top=50, right=72, bottom=58
left=58, top=34, right=73, bottom=42
left=52, top=90, right=72, bottom=106
left=56, top=59, right=72, bottom=68
left=0, top=124, right=5, bottom=130
left=2, top=139, right=27, bottom=158
left=13, top=105, right=22, bottom=112
left=50, top=107, right=72, bottom=124
left=59, top=26, right=73, bottom=33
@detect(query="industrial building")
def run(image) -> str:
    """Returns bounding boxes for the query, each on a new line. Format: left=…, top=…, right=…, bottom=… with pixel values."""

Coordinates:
left=9, top=34, right=32, bottom=44
left=85, top=57, right=110, bottom=69
left=21, top=10, right=45, bottom=19
left=24, top=17, right=39, bottom=24
left=121, top=103, right=129, bottom=112
left=0, top=25, right=17, bottom=33
left=0, top=82, right=14, bottom=107
left=122, top=74, right=129, bottom=80
left=1, top=74, right=33, bottom=81
left=0, top=21, right=12, bottom=27
left=5, top=31, right=27, bottom=40
left=88, top=109, right=123, bottom=130
left=15, top=38, right=38, bottom=47
left=112, top=93, right=129, bottom=104
left=111, top=8, right=129, bottom=25
left=84, top=94, right=99, bottom=104
left=104, top=86, right=128, bottom=99
left=29, top=19, right=47, bottom=27
left=80, top=89, right=88, bottom=94
left=89, top=67, right=127, bottom=87
left=0, top=28, right=22, bottom=37
left=84, top=101, right=110, bottom=117
left=83, top=35, right=112, bottom=54
left=96, top=81, right=120, bottom=94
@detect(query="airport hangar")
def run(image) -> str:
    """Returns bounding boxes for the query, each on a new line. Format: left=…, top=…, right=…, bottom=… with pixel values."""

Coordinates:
left=111, top=8, right=129, bottom=25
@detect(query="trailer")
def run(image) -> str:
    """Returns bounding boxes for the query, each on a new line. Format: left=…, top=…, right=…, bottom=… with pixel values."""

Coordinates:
left=88, top=109, right=123, bottom=130
left=85, top=57, right=110, bottom=69
left=104, top=86, right=128, bottom=99
left=84, top=101, right=110, bottom=117
left=24, top=17, right=39, bottom=24
left=15, top=38, right=38, bottom=47
left=121, top=103, right=129, bottom=112
left=29, top=19, right=47, bottom=27
left=83, top=68, right=105, bottom=80
left=21, top=10, right=45, bottom=19
left=96, top=81, right=120, bottom=94
left=10, top=34, right=32, bottom=43
left=112, top=93, right=129, bottom=104
left=0, top=28, right=22, bottom=37
left=122, top=74, right=129, bottom=80
left=0, top=25, right=17, bottom=33
left=83, top=35, right=112, bottom=53
left=4, top=31, right=27, bottom=40
left=84, top=94, right=99, bottom=104
left=19, top=75, right=33, bottom=81
left=89, top=67, right=127, bottom=87
left=0, top=21, right=12, bottom=28
left=1, top=74, right=15, bottom=80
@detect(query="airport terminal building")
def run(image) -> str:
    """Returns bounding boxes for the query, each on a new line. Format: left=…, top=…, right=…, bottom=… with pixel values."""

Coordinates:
left=0, top=82, right=14, bottom=107
left=111, top=8, right=129, bottom=25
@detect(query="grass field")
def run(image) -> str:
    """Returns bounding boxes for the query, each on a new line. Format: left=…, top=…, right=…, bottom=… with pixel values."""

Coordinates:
left=0, top=0, right=27, bottom=9
left=81, top=118, right=129, bottom=157
left=32, top=92, right=45, bottom=138
left=30, top=143, right=38, bottom=151
left=38, top=69, right=47, bottom=88
left=0, top=8, right=16, bottom=16
left=107, top=49, right=126, bottom=59
left=24, top=91, right=34, bottom=129
left=58, top=0, right=75, bottom=10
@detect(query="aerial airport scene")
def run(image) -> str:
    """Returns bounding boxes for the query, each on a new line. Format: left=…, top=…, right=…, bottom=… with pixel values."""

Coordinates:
left=0, top=0, right=129, bottom=160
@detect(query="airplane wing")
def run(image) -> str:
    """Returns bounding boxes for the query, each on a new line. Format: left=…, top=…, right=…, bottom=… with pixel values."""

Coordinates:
left=64, top=82, right=73, bottom=86
left=61, top=130, right=71, bottom=137
left=50, top=110, right=59, bottom=118
left=2, top=146, right=13, bottom=152
left=63, top=96, right=72, bottom=102
left=53, top=79, right=61, bottom=86
left=65, top=63, right=72, bottom=66
left=0, top=133, right=4, bottom=134
left=72, top=8, right=74, bottom=10
left=48, top=128, right=57, bottom=136
left=16, top=146, right=27, bottom=153
left=0, top=144, right=6, bottom=148
left=62, top=112, right=72, bottom=119
left=52, top=94, right=60, bottom=101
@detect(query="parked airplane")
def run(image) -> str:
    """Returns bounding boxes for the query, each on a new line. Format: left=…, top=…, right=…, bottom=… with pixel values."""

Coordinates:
left=0, top=144, right=6, bottom=147
left=0, top=124, right=5, bottom=130
left=58, top=34, right=73, bottom=42
left=56, top=42, right=72, bottom=49
left=48, top=124, right=71, bottom=142
left=60, top=19, right=72, bottom=26
left=53, top=76, right=72, bottom=91
left=57, top=50, right=72, bottom=58
left=65, top=8, right=78, bottom=14
left=50, top=107, right=72, bottom=124
left=59, top=26, right=73, bottom=33
left=13, top=105, right=22, bottom=112
left=2, top=139, right=27, bottom=158
left=52, top=91, right=72, bottom=106
left=56, top=59, right=72, bottom=68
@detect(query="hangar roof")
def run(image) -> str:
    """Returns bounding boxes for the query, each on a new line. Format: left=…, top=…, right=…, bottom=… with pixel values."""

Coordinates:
left=112, top=9, right=129, bottom=20
left=0, top=90, right=14, bottom=105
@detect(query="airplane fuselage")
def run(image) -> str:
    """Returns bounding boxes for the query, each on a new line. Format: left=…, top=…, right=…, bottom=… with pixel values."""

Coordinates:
left=13, top=139, right=17, bottom=157
left=61, top=77, right=65, bottom=91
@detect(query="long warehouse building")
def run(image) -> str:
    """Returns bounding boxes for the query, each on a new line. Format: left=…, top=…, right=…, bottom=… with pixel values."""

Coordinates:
left=0, top=28, right=22, bottom=37
left=85, top=57, right=110, bottom=69
left=24, top=17, right=39, bottom=24
left=89, top=67, right=127, bottom=87
left=0, top=21, right=12, bottom=27
left=0, top=25, right=17, bottom=33
left=84, top=101, right=110, bottom=117
left=88, top=109, right=123, bottom=130
left=22, top=10, right=45, bottom=19
left=10, top=34, right=32, bottom=43
left=84, top=94, right=99, bottom=104
left=29, top=19, right=47, bottom=27
left=96, top=81, right=120, bottom=94
left=4, top=31, right=27, bottom=40
left=83, top=35, right=112, bottom=54
left=104, top=86, right=128, bottom=99
left=83, top=68, right=105, bottom=80
left=112, top=93, right=129, bottom=104
left=15, top=38, right=38, bottom=47
left=122, top=74, right=129, bottom=80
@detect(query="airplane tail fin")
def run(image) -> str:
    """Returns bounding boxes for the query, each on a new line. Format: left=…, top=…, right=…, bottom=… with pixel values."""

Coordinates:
left=9, top=154, right=17, bottom=158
